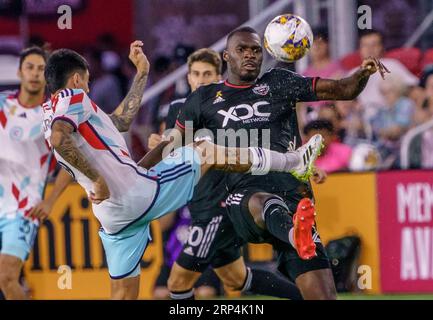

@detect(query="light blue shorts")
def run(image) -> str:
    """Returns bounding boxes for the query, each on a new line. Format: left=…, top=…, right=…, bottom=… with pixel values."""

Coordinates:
left=99, top=146, right=201, bottom=279
left=0, top=215, right=38, bottom=262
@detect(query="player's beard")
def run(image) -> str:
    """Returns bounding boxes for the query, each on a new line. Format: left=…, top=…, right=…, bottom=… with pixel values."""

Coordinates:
left=23, top=83, right=44, bottom=96
left=239, top=69, right=259, bottom=82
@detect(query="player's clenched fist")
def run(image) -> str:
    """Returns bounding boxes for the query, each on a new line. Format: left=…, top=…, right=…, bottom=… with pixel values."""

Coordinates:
left=129, top=40, right=150, bottom=75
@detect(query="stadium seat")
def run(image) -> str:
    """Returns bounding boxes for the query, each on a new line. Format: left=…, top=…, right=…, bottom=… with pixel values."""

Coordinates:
left=339, top=51, right=362, bottom=71
left=385, top=47, right=422, bottom=77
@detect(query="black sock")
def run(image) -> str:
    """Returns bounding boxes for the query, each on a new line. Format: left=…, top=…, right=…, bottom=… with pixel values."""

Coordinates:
left=169, top=289, right=195, bottom=300
left=262, top=196, right=294, bottom=246
left=242, top=267, right=303, bottom=300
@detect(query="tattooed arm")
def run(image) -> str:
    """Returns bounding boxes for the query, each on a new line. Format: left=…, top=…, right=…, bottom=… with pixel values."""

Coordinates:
left=315, top=57, right=390, bottom=101
left=50, top=120, right=110, bottom=204
left=109, top=40, right=150, bottom=132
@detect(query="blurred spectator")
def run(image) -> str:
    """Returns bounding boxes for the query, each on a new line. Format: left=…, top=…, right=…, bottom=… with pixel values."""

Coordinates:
left=334, top=100, right=369, bottom=146
left=85, top=48, right=123, bottom=113
left=173, top=44, right=196, bottom=97
left=421, top=130, right=433, bottom=169
left=370, top=75, right=415, bottom=167
left=413, top=67, right=433, bottom=125
left=149, top=55, right=177, bottom=131
left=96, top=34, right=128, bottom=94
left=406, top=67, right=433, bottom=169
left=317, top=105, right=345, bottom=141
left=129, top=55, right=175, bottom=161
left=304, top=119, right=352, bottom=173
left=301, top=27, right=343, bottom=122
left=303, top=27, right=343, bottom=80
left=27, top=35, right=46, bottom=49
left=349, top=30, right=418, bottom=116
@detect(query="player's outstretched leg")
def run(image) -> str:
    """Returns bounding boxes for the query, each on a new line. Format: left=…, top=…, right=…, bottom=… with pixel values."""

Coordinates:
left=194, top=134, right=323, bottom=178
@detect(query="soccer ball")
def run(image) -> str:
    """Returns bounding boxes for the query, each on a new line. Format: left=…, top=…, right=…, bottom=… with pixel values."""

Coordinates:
left=264, top=14, right=313, bottom=63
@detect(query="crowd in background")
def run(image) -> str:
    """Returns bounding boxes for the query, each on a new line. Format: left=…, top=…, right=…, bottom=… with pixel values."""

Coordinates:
left=2, top=11, right=432, bottom=300
left=15, top=26, right=433, bottom=174
left=127, top=27, right=433, bottom=174
left=298, top=28, right=429, bottom=173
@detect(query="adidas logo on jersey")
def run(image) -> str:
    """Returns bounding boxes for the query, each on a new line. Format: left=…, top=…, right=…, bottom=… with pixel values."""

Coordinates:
left=213, top=96, right=225, bottom=104
left=213, top=91, right=225, bottom=104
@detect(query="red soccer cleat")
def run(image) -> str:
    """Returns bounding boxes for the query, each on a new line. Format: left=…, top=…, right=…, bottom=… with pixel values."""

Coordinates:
left=292, top=198, right=317, bottom=260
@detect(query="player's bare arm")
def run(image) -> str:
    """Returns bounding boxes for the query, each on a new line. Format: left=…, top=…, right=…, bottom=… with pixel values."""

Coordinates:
left=109, top=40, right=150, bottom=132
left=50, top=120, right=110, bottom=204
left=138, top=125, right=185, bottom=169
left=315, top=57, right=390, bottom=101
left=28, top=168, right=73, bottom=221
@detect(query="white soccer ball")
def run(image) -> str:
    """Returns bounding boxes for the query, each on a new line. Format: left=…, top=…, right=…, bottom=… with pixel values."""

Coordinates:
left=264, top=14, right=314, bottom=63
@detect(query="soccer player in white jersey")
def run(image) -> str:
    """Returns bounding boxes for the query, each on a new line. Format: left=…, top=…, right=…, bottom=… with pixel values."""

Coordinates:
left=0, top=47, right=72, bottom=299
left=43, top=41, right=323, bottom=299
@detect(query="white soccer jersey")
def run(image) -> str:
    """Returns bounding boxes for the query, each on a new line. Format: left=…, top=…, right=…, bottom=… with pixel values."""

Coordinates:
left=43, top=89, right=158, bottom=234
left=0, top=91, right=53, bottom=221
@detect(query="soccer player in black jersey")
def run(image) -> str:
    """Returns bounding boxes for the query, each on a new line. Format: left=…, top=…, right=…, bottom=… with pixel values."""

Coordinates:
left=141, top=26, right=389, bottom=300
left=149, top=48, right=304, bottom=300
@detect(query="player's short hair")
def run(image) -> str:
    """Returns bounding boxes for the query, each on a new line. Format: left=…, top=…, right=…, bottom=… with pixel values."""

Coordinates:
left=303, top=119, right=334, bottom=135
left=45, top=49, right=89, bottom=94
left=19, top=46, right=48, bottom=69
left=187, top=48, right=222, bottom=75
left=227, top=26, right=259, bottom=43
left=359, top=29, right=384, bottom=44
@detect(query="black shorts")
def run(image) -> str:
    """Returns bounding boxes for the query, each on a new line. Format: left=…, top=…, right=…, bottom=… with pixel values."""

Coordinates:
left=176, top=212, right=245, bottom=273
left=225, top=187, right=331, bottom=282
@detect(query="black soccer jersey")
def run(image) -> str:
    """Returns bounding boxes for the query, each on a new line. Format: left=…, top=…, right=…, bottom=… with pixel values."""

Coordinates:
left=165, top=98, right=186, bottom=129
left=176, top=68, right=319, bottom=194
left=166, top=97, right=229, bottom=220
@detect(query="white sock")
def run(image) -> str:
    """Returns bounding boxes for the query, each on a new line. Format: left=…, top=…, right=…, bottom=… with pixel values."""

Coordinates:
left=288, top=228, right=296, bottom=248
left=170, top=289, right=194, bottom=300
left=240, top=267, right=253, bottom=292
left=248, top=147, right=300, bottom=175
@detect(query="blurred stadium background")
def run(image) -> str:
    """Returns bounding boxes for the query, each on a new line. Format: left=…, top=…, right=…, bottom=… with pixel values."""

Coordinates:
left=1, top=0, right=433, bottom=299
